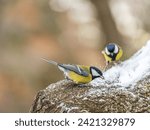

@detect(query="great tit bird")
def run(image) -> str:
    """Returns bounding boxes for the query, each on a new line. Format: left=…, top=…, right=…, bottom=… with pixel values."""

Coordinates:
left=102, top=43, right=123, bottom=65
left=41, top=58, right=104, bottom=84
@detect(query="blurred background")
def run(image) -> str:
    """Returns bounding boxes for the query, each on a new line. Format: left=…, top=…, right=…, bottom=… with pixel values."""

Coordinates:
left=0, top=0, right=150, bottom=112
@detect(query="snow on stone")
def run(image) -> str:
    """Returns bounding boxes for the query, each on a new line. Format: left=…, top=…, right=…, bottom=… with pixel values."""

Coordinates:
left=91, top=40, right=150, bottom=88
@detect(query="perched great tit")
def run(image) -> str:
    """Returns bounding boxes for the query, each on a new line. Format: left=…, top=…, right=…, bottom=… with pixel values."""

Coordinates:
left=102, top=43, right=123, bottom=65
left=41, top=58, right=104, bottom=84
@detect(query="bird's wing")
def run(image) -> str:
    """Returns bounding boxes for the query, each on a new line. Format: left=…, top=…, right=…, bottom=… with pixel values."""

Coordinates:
left=58, top=64, right=89, bottom=77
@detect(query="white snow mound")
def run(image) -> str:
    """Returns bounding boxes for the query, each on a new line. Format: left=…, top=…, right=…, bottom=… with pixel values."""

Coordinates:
left=91, top=40, right=150, bottom=88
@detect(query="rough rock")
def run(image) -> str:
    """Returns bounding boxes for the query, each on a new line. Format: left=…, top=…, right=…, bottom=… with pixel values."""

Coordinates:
left=30, top=41, right=150, bottom=113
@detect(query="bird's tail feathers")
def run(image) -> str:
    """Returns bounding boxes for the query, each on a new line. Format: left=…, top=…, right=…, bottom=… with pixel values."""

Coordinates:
left=41, top=58, right=58, bottom=65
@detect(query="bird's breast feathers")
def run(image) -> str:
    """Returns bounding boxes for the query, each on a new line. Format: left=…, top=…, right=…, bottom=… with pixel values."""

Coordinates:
left=116, top=48, right=123, bottom=60
left=102, top=52, right=112, bottom=62
left=68, top=71, right=92, bottom=83
left=69, top=65, right=91, bottom=83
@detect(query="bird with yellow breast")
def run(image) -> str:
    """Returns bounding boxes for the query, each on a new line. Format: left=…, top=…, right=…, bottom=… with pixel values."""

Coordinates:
left=41, top=58, right=104, bottom=84
left=102, top=43, right=123, bottom=69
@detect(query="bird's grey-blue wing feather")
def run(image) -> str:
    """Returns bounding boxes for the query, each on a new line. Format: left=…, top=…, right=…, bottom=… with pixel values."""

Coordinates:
left=58, top=64, right=89, bottom=77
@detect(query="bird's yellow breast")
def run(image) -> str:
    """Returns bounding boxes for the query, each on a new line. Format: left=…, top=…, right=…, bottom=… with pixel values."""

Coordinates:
left=68, top=65, right=92, bottom=84
left=116, top=48, right=123, bottom=61
left=102, top=52, right=112, bottom=62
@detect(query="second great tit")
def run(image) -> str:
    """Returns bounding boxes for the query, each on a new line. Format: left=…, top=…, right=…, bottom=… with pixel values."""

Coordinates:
left=102, top=43, right=123, bottom=65
left=41, top=58, right=104, bottom=84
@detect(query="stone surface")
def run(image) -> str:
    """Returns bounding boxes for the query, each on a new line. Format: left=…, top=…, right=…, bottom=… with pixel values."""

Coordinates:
left=30, top=41, right=150, bottom=113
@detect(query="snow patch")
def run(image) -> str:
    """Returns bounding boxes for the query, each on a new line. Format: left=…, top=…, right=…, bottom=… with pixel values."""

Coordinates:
left=91, top=40, right=150, bottom=88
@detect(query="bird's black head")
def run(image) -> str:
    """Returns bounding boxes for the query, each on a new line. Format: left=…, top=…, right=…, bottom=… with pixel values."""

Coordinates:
left=90, top=66, right=104, bottom=80
left=105, top=43, right=119, bottom=60
left=107, top=43, right=116, bottom=52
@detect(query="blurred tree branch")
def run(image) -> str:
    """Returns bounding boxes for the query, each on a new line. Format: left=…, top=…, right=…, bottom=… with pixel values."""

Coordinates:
left=91, top=0, right=124, bottom=44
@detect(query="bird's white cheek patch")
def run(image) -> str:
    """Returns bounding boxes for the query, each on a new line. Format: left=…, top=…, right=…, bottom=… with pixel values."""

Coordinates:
left=91, top=69, right=100, bottom=77
left=114, top=45, right=119, bottom=53
left=105, top=48, right=110, bottom=55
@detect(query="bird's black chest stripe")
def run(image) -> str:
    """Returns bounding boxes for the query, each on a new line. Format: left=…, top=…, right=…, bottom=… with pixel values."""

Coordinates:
left=108, top=48, right=120, bottom=61
left=108, top=53, right=117, bottom=61
left=58, top=64, right=89, bottom=77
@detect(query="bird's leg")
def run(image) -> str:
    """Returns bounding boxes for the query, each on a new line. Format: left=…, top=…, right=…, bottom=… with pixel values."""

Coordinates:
left=117, top=60, right=121, bottom=64
left=106, top=61, right=109, bottom=66
left=104, top=61, right=114, bottom=71
left=104, top=61, right=109, bottom=71
left=114, top=61, right=121, bottom=66
left=65, top=76, right=69, bottom=80
left=64, top=73, right=70, bottom=80
left=104, top=63, right=108, bottom=71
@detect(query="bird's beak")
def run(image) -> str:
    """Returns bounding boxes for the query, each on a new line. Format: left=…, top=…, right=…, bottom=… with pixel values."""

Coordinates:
left=100, top=75, right=105, bottom=79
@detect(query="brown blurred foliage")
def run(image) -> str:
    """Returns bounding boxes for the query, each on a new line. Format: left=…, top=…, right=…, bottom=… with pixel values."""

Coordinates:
left=0, top=0, right=150, bottom=112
